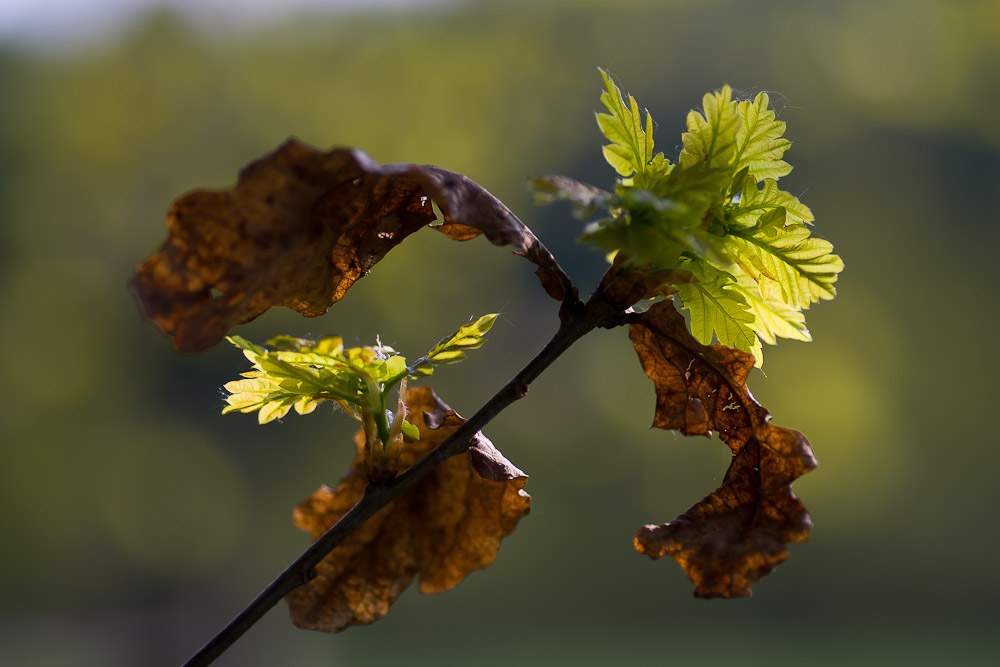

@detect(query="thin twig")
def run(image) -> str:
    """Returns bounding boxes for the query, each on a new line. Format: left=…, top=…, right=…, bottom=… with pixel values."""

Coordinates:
left=181, top=292, right=625, bottom=667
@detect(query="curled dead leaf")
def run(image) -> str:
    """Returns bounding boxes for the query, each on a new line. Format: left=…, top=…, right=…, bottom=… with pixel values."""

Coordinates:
left=131, top=139, right=573, bottom=352
left=286, top=386, right=530, bottom=633
left=629, top=299, right=816, bottom=598
left=596, top=254, right=697, bottom=311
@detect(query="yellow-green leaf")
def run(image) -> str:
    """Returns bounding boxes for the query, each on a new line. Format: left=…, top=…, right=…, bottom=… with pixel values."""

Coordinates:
left=679, top=86, right=739, bottom=170
left=676, top=258, right=756, bottom=354
left=727, top=213, right=843, bottom=308
left=597, top=69, right=656, bottom=178
left=733, top=92, right=792, bottom=180
left=412, top=313, right=498, bottom=376
left=259, top=398, right=294, bottom=424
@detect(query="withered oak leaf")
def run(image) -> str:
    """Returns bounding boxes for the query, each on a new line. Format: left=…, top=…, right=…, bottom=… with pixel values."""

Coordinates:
left=595, top=255, right=697, bottom=311
left=629, top=300, right=816, bottom=598
left=131, top=139, right=573, bottom=352
left=286, top=386, right=530, bottom=633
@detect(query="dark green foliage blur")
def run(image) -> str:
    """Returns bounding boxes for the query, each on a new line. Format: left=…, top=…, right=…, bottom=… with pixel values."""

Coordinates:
left=2, top=1, right=998, bottom=665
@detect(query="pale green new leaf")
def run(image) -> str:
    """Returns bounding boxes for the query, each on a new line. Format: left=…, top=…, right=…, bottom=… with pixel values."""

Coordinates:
left=731, top=270, right=811, bottom=355
left=379, top=355, right=409, bottom=383
left=582, top=175, right=725, bottom=272
left=400, top=420, right=420, bottom=440
left=597, top=69, right=656, bottom=178
left=223, top=315, right=497, bottom=428
left=223, top=377, right=279, bottom=398
left=222, top=377, right=282, bottom=414
left=733, top=92, right=792, bottom=180
left=727, top=174, right=813, bottom=229
left=726, top=210, right=843, bottom=308
left=294, top=394, right=323, bottom=416
left=229, top=335, right=324, bottom=386
left=676, top=258, right=756, bottom=354
left=222, top=335, right=375, bottom=423
left=411, top=313, right=498, bottom=377
left=223, top=369, right=325, bottom=424
left=679, top=85, right=740, bottom=170
left=633, top=152, right=674, bottom=191
left=273, top=349, right=349, bottom=369
left=258, top=397, right=295, bottom=425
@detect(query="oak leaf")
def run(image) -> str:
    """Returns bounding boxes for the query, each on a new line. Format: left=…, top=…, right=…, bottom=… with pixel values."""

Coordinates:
left=285, top=386, right=530, bottom=633
left=131, top=139, right=572, bottom=352
left=629, top=299, right=816, bottom=598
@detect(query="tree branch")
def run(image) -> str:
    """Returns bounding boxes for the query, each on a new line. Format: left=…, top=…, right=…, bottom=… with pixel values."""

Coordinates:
left=181, top=291, right=626, bottom=667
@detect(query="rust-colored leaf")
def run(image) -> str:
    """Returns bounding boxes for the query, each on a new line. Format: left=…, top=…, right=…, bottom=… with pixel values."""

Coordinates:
left=596, top=254, right=696, bottom=310
left=286, top=386, right=530, bottom=633
left=131, top=139, right=573, bottom=352
left=629, top=299, right=816, bottom=598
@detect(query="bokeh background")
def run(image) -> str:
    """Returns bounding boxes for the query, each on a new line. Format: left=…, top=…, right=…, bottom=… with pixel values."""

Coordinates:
left=2, top=0, right=998, bottom=665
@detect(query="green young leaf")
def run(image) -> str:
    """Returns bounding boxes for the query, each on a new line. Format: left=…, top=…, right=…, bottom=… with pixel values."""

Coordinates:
left=222, top=377, right=282, bottom=415
left=410, top=313, right=499, bottom=377
left=733, top=92, right=792, bottom=180
left=582, top=191, right=707, bottom=272
left=294, top=394, right=324, bottom=416
left=222, top=335, right=382, bottom=424
left=399, top=419, right=420, bottom=440
left=732, top=271, right=812, bottom=345
left=380, top=355, right=409, bottom=383
left=537, top=72, right=842, bottom=367
left=223, top=314, right=497, bottom=430
left=726, top=173, right=813, bottom=229
left=578, top=160, right=733, bottom=275
left=679, top=85, right=740, bottom=171
left=675, top=258, right=757, bottom=354
left=722, top=269, right=811, bottom=365
left=647, top=161, right=729, bottom=208
left=258, top=397, right=296, bottom=425
left=596, top=69, right=657, bottom=178
left=725, top=209, right=843, bottom=309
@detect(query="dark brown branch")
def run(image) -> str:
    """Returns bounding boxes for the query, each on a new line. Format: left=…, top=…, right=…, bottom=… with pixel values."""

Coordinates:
left=181, top=292, right=626, bottom=667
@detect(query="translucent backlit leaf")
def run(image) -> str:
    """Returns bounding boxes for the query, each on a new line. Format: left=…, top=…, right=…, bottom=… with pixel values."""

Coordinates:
left=597, top=69, right=656, bottom=178
left=675, top=259, right=756, bottom=354
left=726, top=213, right=843, bottom=308
left=679, top=85, right=740, bottom=170
left=733, top=273, right=811, bottom=345
left=258, top=397, right=295, bottom=425
left=727, top=174, right=814, bottom=229
left=410, top=313, right=498, bottom=377
left=733, top=92, right=792, bottom=180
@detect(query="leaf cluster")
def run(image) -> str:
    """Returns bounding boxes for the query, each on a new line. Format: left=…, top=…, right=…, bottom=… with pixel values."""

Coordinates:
left=533, top=70, right=843, bottom=363
left=223, top=335, right=405, bottom=426
left=222, top=314, right=497, bottom=426
left=222, top=315, right=496, bottom=483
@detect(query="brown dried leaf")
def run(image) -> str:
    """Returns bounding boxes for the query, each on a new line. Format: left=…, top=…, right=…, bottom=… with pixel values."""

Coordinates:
left=629, top=299, right=816, bottom=598
left=286, top=386, right=530, bottom=633
left=597, top=255, right=696, bottom=310
left=131, top=139, right=573, bottom=352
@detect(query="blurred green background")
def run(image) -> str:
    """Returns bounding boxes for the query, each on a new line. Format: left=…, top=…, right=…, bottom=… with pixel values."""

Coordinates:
left=2, top=0, right=998, bottom=665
